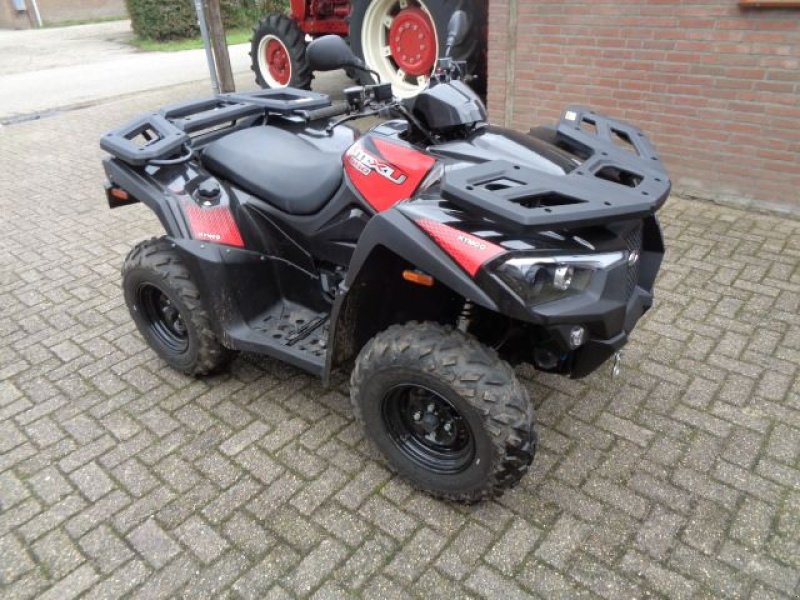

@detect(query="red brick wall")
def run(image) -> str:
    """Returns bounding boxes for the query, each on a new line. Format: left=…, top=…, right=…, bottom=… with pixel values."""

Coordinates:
left=487, top=1, right=800, bottom=212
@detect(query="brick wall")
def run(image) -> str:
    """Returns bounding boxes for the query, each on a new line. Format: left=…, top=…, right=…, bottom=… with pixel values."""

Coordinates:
left=0, top=0, right=127, bottom=28
left=35, top=0, right=127, bottom=24
left=487, top=1, right=800, bottom=213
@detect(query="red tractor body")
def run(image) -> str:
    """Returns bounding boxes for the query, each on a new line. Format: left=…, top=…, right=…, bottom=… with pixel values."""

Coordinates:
left=289, top=0, right=350, bottom=35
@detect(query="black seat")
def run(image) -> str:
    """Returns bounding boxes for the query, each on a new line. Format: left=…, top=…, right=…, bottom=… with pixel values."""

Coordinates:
left=202, top=126, right=342, bottom=215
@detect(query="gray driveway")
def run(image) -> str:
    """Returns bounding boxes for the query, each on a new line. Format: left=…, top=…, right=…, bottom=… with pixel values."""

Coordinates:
left=0, top=21, right=259, bottom=121
left=0, top=74, right=799, bottom=597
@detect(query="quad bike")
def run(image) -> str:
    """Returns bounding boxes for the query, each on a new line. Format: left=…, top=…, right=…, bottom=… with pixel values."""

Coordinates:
left=250, top=0, right=487, bottom=97
left=100, top=13, right=669, bottom=502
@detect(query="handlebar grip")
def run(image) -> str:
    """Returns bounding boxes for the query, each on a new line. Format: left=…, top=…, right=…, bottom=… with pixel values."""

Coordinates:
left=302, top=103, right=350, bottom=121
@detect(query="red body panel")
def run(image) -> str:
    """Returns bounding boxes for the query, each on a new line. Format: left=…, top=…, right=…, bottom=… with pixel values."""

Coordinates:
left=415, top=219, right=506, bottom=277
left=181, top=199, right=244, bottom=248
left=344, top=136, right=436, bottom=212
left=289, top=0, right=307, bottom=20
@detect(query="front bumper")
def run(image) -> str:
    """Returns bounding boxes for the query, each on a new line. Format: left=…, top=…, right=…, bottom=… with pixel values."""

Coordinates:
left=541, top=286, right=652, bottom=378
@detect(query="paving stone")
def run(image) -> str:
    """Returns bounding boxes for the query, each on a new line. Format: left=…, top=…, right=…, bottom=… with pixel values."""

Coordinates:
left=635, top=506, right=684, bottom=560
left=334, top=462, right=391, bottom=510
left=484, top=517, right=541, bottom=575
left=26, top=466, right=73, bottom=505
left=718, top=539, right=799, bottom=596
left=0, top=533, right=36, bottom=584
left=670, top=543, right=749, bottom=598
left=64, top=489, right=130, bottom=538
left=619, top=550, right=696, bottom=600
left=18, top=494, right=85, bottom=543
left=465, top=565, right=531, bottom=600
left=222, top=510, right=275, bottom=559
left=286, top=538, right=349, bottom=596
left=411, top=568, right=468, bottom=599
left=129, top=554, right=197, bottom=600
left=534, top=514, right=590, bottom=569
left=83, top=559, right=150, bottom=600
left=78, top=525, right=134, bottom=574
left=37, top=564, right=99, bottom=600
left=201, top=477, right=261, bottom=524
left=127, top=518, right=181, bottom=569
left=31, top=528, right=85, bottom=579
left=219, top=421, right=269, bottom=457
left=359, top=496, right=418, bottom=541
left=232, top=544, right=300, bottom=600
left=69, top=461, right=115, bottom=501
left=333, top=533, right=395, bottom=590
left=175, top=515, right=229, bottom=564
left=180, top=550, right=248, bottom=599
left=385, top=526, right=448, bottom=584
left=435, top=521, right=494, bottom=580
left=311, top=503, right=370, bottom=548
left=291, top=466, right=348, bottom=515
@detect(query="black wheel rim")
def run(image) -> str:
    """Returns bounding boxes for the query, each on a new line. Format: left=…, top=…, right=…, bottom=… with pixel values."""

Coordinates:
left=381, top=384, right=475, bottom=474
left=137, top=284, right=189, bottom=354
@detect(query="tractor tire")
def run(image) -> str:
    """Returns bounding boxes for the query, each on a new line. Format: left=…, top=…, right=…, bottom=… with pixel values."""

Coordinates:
left=350, top=322, right=536, bottom=503
left=349, top=0, right=485, bottom=98
left=250, top=13, right=312, bottom=90
left=122, top=237, right=234, bottom=376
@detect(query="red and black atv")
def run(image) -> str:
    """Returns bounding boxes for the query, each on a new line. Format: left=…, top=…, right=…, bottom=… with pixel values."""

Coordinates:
left=100, top=13, right=669, bottom=502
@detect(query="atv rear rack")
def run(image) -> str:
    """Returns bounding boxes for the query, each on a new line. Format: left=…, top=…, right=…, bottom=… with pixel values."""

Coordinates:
left=440, top=106, right=671, bottom=231
left=100, top=88, right=332, bottom=166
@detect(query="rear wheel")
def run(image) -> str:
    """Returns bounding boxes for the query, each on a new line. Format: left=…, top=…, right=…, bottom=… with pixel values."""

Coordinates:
left=350, top=0, right=484, bottom=98
left=122, top=237, right=234, bottom=376
left=250, top=13, right=312, bottom=89
left=350, top=322, right=536, bottom=503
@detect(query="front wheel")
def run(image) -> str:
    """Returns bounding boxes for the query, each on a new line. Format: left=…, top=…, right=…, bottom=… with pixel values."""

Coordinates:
left=350, top=322, right=536, bottom=503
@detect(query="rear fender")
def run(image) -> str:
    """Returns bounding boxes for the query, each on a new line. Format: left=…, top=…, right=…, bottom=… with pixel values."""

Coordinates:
left=324, top=210, right=499, bottom=382
left=103, top=158, right=189, bottom=239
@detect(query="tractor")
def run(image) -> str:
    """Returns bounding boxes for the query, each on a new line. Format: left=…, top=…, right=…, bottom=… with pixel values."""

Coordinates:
left=250, top=0, right=487, bottom=97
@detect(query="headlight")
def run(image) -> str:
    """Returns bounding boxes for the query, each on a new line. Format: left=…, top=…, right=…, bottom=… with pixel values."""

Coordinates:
left=496, top=252, right=625, bottom=306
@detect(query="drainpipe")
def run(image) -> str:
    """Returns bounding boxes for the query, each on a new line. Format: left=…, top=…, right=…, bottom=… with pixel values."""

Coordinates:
left=504, top=0, right=518, bottom=128
left=28, top=0, right=43, bottom=28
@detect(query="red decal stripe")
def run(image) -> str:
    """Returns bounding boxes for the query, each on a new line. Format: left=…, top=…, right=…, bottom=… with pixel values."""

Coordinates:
left=416, top=219, right=505, bottom=276
left=344, top=137, right=435, bottom=212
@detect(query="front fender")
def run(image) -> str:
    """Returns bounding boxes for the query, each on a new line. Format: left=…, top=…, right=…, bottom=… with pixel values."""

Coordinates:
left=343, top=209, right=499, bottom=310
left=323, top=209, right=499, bottom=384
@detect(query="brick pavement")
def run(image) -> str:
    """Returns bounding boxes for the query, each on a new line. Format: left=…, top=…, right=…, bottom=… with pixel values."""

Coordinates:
left=1, top=81, right=799, bottom=599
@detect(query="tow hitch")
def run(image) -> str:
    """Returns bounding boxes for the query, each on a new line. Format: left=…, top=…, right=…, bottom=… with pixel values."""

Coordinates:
left=612, top=352, right=623, bottom=378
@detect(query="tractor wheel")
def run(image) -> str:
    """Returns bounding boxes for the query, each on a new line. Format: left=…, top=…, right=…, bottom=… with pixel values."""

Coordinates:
left=122, top=237, right=234, bottom=376
left=350, top=322, right=536, bottom=503
left=250, top=13, right=312, bottom=89
left=349, top=0, right=485, bottom=98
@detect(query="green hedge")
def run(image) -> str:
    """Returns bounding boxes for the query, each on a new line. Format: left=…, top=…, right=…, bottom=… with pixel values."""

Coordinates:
left=126, top=1, right=289, bottom=41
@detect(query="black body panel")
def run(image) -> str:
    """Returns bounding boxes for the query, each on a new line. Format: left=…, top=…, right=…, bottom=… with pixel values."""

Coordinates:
left=439, top=107, right=670, bottom=231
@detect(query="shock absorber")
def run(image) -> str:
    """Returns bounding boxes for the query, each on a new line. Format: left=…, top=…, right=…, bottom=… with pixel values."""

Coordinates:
left=457, top=300, right=474, bottom=333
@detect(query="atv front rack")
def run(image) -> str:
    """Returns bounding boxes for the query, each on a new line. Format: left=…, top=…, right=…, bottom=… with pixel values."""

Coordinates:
left=441, top=106, right=671, bottom=231
left=100, top=88, right=332, bottom=166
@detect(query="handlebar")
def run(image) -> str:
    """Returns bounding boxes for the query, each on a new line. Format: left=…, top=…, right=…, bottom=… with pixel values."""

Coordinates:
left=300, top=103, right=350, bottom=122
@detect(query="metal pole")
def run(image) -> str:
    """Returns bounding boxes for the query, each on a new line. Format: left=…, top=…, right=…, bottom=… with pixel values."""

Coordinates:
left=205, top=0, right=236, bottom=93
left=193, top=0, right=219, bottom=94
left=28, top=0, right=43, bottom=28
